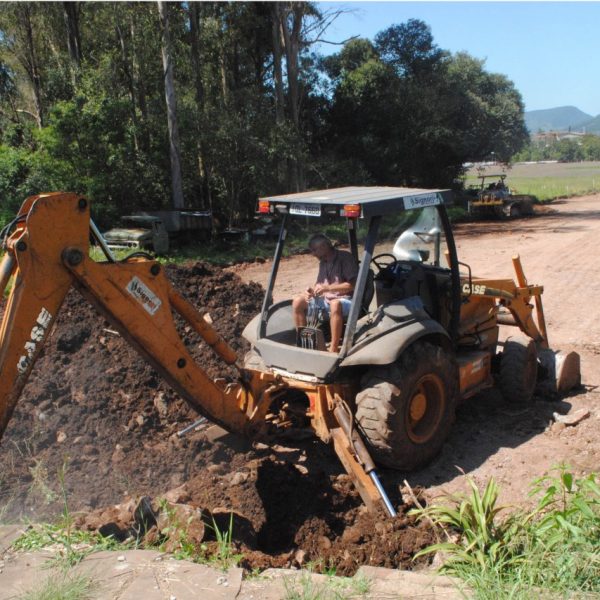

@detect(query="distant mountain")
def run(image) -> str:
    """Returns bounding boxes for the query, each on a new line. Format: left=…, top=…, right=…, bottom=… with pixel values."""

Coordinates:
left=525, top=106, right=594, bottom=133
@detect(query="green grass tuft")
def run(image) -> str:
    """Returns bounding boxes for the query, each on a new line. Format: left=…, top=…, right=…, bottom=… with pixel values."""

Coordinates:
left=18, top=571, right=97, bottom=600
left=283, top=569, right=371, bottom=600
left=412, top=465, right=600, bottom=598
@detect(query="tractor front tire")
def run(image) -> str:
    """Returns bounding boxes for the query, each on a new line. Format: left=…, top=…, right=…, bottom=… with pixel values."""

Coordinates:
left=355, top=342, right=457, bottom=471
left=499, top=335, right=538, bottom=405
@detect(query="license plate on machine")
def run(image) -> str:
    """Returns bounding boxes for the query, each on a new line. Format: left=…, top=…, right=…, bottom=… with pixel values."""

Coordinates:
left=290, top=203, right=321, bottom=217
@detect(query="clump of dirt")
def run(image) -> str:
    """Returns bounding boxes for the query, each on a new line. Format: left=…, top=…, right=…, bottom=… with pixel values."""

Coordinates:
left=75, top=445, right=434, bottom=576
left=0, top=261, right=437, bottom=575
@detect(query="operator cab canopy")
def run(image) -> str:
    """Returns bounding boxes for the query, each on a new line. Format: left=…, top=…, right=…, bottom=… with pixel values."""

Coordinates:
left=244, top=186, right=460, bottom=381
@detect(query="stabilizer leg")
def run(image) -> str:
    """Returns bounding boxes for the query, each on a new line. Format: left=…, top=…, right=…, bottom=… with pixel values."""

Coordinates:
left=331, top=397, right=398, bottom=517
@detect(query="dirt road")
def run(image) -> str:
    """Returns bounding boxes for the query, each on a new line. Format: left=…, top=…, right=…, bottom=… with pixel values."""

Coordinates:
left=231, top=194, right=600, bottom=504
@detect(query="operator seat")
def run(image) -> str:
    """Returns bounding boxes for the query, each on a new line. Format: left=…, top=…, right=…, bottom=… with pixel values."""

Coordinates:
left=374, top=261, right=442, bottom=321
left=360, top=268, right=376, bottom=316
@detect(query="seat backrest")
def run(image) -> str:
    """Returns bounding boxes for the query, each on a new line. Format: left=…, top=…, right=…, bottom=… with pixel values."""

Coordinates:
left=360, top=268, right=375, bottom=315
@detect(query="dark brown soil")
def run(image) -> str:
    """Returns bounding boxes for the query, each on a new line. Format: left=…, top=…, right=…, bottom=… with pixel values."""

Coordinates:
left=0, top=262, right=436, bottom=575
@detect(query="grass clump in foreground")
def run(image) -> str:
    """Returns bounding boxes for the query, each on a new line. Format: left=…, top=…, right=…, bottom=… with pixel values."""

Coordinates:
left=12, top=460, right=129, bottom=567
left=18, top=571, right=97, bottom=600
left=156, top=500, right=242, bottom=570
left=283, top=568, right=371, bottom=600
left=12, top=522, right=127, bottom=566
left=411, top=465, right=600, bottom=599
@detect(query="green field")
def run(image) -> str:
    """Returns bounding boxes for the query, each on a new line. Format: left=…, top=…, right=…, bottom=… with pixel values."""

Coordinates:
left=466, top=161, right=600, bottom=202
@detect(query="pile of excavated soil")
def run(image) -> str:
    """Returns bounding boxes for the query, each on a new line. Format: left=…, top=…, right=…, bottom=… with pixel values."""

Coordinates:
left=0, top=262, right=436, bottom=575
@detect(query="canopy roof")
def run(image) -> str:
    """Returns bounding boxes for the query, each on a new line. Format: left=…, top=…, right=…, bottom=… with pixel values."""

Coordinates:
left=260, top=186, right=452, bottom=217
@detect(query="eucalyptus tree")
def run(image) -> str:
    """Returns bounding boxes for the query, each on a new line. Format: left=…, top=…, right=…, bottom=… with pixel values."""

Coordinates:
left=157, top=0, right=184, bottom=209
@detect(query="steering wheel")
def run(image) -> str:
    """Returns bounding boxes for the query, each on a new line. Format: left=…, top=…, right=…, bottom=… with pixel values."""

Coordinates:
left=371, top=253, right=398, bottom=272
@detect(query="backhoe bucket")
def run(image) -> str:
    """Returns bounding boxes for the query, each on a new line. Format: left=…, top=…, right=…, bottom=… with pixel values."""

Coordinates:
left=538, top=349, right=581, bottom=395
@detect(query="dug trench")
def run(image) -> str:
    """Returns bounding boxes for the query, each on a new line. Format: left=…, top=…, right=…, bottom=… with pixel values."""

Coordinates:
left=0, top=263, right=436, bottom=576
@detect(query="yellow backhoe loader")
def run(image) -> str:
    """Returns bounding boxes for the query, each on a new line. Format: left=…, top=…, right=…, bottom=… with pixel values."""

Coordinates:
left=0, top=190, right=580, bottom=517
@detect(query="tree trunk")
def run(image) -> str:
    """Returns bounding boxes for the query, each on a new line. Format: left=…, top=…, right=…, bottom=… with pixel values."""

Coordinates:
left=18, top=5, right=43, bottom=128
left=130, top=8, right=149, bottom=152
left=280, top=2, right=306, bottom=191
left=63, top=2, right=82, bottom=67
left=270, top=3, right=287, bottom=191
left=271, top=3, right=285, bottom=126
left=157, top=1, right=185, bottom=209
left=114, top=9, right=139, bottom=153
left=189, top=4, right=204, bottom=110
left=188, top=3, right=211, bottom=209
left=282, top=3, right=302, bottom=132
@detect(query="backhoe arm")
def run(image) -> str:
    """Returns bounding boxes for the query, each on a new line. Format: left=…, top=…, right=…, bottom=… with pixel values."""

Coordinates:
left=0, top=193, right=274, bottom=442
left=1, top=193, right=398, bottom=518
left=0, top=193, right=87, bottom=438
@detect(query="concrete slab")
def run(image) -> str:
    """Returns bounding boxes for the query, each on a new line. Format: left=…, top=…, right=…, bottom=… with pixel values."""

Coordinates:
left=356, top=565, right=466, bottom=599
left=0, top=548, right=243, bottom=600
left=75, top=550, right=164, bottom=599
left=238, top=566, right=466, bottom=600
left=238, top=568, right=342, bottom=600
left=0, top=551, right=55, bottom=600
left=0, top=545, right=465, bottom=600
left=158, top=559, right=242, bottom=600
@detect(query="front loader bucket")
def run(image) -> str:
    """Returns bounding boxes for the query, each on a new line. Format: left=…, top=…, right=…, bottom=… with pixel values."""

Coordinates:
left=538, top=349, right=581, bottom=395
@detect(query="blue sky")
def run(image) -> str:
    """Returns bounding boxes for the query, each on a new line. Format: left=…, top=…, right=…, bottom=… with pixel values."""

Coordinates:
left=316, top=2, right=600, bottom=116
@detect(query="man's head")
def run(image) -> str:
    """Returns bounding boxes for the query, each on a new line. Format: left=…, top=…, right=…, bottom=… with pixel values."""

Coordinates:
left=308, top=233, right=334, bottom=260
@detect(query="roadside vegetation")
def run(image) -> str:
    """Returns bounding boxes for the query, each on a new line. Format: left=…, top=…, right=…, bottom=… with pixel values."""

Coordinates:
left=412, top=465, right=600, bottom=599
left=515, top=135, right=600, bottom=164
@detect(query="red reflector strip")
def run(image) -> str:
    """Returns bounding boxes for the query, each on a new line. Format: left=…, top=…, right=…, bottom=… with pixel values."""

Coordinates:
left=258, top=200, right=270, bottom=213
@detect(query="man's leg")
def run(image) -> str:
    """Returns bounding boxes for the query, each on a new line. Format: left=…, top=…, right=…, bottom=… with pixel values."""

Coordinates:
left=292, top=295, right=308, bottom=328
left=329, top=299, right=343, bottom=353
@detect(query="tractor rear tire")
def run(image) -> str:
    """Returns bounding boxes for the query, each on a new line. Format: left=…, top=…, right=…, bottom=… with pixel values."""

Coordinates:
left=355, top=341, right=457, bottom=471
left=499, top=335, right=538, bottom=405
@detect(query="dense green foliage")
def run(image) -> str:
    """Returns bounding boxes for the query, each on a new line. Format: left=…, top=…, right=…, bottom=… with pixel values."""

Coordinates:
left=413, top=466, right=600, bottom=598
left=0, top=2, right=528, bottom=228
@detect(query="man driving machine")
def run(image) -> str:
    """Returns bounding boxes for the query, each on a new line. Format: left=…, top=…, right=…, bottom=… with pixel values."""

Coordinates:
left=292, top=233, right=358, bottom=353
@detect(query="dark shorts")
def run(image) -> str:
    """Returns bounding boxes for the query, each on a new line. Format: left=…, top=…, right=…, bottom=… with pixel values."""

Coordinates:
left=309, top=297, right=352, bottom=318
